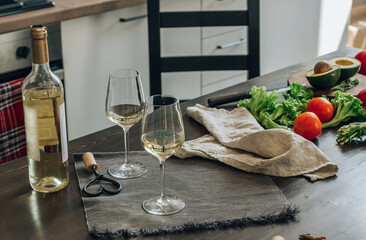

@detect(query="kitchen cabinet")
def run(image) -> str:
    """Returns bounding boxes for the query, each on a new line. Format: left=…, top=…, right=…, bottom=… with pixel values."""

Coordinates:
left=61, top=4, right=149, bottom=140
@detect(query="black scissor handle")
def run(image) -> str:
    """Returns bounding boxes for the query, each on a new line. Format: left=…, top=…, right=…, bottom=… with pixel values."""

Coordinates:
left=82, top=174, right=122, bottom=197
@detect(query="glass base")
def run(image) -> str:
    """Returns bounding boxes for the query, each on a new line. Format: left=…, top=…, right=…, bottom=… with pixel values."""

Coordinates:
left=142, top=196, right=185, bottom=215
left=108, top=162, right=147, bottom=179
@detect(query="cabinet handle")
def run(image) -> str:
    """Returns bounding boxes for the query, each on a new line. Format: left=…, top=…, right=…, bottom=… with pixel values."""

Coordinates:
left=119, top=14, right=147, bottom=22
left=217, top=38, right=247, bottom=49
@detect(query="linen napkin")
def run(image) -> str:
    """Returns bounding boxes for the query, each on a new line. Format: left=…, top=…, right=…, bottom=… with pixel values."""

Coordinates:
left=175, top=104, right=338, bottom=181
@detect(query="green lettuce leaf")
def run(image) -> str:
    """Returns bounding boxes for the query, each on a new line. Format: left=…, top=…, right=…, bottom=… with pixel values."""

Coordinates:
left=322, top=91, right=366, bottom=128
left=238, top=83, right=313, bottom=129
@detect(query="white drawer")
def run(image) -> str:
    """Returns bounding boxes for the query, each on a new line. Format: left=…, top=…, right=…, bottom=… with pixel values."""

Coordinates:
left=202, top=71, right=247, bottom=95
left=161, top=28, right=200, bottom=57
left=202, top=0, right=247, bottom=11
left=202, top=28, right=247, bottom=55
left=162, top=72, right=201, bottom=99
left=160, top=0, right=200, bottom=11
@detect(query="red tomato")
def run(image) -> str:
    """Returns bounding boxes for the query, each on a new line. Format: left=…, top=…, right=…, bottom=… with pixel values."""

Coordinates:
left=357, top=89, right=366, bottom=108
left=305, top=97, right=334, bottom=122
left=355, top=51, right=366, bottom=75
left=293, top=112, right=322, bottom=140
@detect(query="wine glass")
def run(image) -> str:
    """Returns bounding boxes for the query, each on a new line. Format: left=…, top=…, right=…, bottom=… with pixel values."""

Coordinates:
left=141, top=94, right=185, bottom=215
left=105, top=69, right=147, bottom=179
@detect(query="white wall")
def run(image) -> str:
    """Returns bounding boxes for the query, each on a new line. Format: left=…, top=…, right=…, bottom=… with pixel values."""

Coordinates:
left=260, top=0, right=352, bottom=75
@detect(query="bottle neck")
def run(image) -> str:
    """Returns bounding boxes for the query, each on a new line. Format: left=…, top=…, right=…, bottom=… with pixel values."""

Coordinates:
left=31, top=62, right=51, bottom=72
left=31, top=37, right=49, bottom=64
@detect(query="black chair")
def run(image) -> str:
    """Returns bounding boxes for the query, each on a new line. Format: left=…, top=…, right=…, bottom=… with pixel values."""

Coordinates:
left=147, top=0, right=260, bottom=96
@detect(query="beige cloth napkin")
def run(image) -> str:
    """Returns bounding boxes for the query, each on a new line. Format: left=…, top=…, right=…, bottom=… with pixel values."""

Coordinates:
left=175, top=104, right=338, bottom=181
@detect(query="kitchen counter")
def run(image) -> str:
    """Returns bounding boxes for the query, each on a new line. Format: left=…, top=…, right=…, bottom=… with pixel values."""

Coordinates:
left=0, top=0, right=146, bottom=34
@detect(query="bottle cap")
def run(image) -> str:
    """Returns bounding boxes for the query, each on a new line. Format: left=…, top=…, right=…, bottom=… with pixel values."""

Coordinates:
left=30, top=25, right=48, bottom=40
left=30, top=25, right=49, bottom=64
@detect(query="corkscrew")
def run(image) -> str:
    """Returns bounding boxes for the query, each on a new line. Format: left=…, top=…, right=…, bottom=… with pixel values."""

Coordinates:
left=82, top=152, right=122, bottom=197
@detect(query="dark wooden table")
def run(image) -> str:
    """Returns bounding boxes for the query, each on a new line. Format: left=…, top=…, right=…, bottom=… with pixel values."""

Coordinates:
left=2, top=47, right=365, bottom=240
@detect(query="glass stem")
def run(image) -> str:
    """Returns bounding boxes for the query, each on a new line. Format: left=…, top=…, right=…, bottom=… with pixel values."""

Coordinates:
left=123, top=128, right=129, bottom=165
left=160, top=161, right=166, bottom=199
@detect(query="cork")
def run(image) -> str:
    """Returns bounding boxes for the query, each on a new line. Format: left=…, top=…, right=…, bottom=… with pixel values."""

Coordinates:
left=82, top=152, right=99, bottom=172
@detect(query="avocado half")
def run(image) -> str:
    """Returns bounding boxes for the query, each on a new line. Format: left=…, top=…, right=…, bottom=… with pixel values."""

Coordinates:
left=328, top=57, right=360, bottom=80
left=305, top=65, right=340, bottom=90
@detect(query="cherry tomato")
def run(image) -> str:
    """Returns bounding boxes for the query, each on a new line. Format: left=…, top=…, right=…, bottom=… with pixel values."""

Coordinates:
left=355, top=51, right=366, bottom=75
left=305, top=97, right=334, bottom=122
left=357, top=89, right=366, bottom=108
left=293, top=112, right=322, bottom=140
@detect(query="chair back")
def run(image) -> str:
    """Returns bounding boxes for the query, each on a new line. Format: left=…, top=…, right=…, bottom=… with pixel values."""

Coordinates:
left=147, top=0, right=260, bottom=96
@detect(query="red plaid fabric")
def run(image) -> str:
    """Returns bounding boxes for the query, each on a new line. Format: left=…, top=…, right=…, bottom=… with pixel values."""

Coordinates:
left=0, top=77, right=26, bottom=164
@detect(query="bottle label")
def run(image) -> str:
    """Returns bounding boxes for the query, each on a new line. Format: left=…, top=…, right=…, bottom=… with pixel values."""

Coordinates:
left=59, top=103, right=68, bottom=163
left=24, top=105, right=40, bottom=161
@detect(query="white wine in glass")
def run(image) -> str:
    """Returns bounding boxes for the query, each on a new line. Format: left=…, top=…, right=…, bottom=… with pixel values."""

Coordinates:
left=106, top=104, right=144, bottom=128
left=141, top=95, right=185, bottom=215
left=105, top=69, right=147, bottom=179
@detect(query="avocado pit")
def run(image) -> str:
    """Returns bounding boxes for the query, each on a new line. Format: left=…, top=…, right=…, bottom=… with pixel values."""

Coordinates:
left=314, top=60, right=332, bottom=74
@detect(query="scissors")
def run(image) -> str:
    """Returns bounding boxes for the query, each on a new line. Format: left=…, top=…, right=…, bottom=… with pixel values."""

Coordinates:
left=82, top=152, right=122, bottom=197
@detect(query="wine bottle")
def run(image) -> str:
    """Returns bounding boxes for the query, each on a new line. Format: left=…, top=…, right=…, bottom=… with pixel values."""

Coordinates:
left=22, top=25, right=69, bottom=193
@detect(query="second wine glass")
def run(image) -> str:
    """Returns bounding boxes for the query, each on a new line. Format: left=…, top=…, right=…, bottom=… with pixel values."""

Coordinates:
left=105, top=69, right=147, bottom=179
left=141, top=94, right=185, bottom=215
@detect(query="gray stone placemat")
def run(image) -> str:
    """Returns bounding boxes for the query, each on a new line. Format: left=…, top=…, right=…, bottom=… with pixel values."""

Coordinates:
left=74, top=152, right=297, bottom=238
